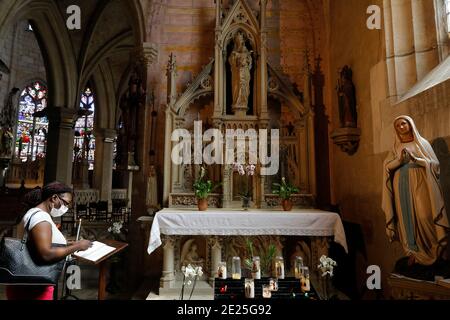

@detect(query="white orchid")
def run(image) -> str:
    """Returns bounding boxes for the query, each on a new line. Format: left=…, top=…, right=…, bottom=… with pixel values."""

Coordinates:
left=317, top=255, right=337, bottom=277
left=180, top=264, right=203, bottom=300
left=182, top=264, right=203, bottom=278
left=246, top=164, right=256, bottom=176
left=108, top=221, right=123, bottom=234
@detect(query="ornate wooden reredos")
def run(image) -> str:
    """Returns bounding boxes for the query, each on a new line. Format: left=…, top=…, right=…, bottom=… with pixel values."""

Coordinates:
left=163, top=0, right=316, bottom=209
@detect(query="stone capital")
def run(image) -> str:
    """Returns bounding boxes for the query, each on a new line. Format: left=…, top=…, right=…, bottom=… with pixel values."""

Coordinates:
left=45, top=107, right=78, bottom=129
left=94, top=128, right=118, bottom=142
left=134, top=43, right=159, bottom=67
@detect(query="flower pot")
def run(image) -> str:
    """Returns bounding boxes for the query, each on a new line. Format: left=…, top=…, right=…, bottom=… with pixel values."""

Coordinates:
left=281, top=199, right=293, bottom=211
left=197, top=198, right=208, bottom=211
left=241, top=197, right=251, bottom=210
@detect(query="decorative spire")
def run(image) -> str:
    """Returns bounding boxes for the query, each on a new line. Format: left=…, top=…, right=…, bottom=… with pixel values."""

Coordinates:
left=167, top=53, right=177, bottom=76
left=303, top=49, right=312, bottom=110
left=167, top=53, right=178, bottom=107
left=315, top=55, right=322, bottom=73
left=303, top=49, right=311, bottom=74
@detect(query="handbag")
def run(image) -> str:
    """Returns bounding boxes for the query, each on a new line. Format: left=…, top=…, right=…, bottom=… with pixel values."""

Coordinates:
left=0, top=210, right=66, bottom=285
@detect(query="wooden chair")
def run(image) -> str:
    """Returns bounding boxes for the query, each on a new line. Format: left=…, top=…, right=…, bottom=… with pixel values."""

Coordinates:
left=61, top=209, right=76, bottom=235
left=88, top=202, right=97, bottom=221
left=92, top=201, right=109, bottom=221
left=75, top=204, right=89, bottom=221
left=111, top=199, right=128, bottom=223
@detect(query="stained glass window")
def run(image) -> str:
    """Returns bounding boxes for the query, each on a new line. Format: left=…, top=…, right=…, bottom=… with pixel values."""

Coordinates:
left=15, top=81, right=48, bottom=161
left=74, top=88, right=96, bottom=170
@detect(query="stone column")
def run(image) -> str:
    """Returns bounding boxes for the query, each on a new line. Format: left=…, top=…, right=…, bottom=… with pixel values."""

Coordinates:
left=259, top=0, right=269, bottom=120
left=307, top=112, right=317, bottom=198
left=93, top=128, right=117, bottom=209
left=434, top=0, right=449, bottom=61
left=171, top=119, right=184, bottom=192
left=390, top=0, right=417, bottom=96
left=411, top=0, right=439, bottom=80
left=44, top=107, right=77, bottom=185
left=222, top=164, right=232, bottom=208
left=296, top=119, right=309, bottom=193
left=160, top=236, right=176, bottom=289
left=163, top=107, right=173, bottom=206
left=383, top=0, right=398, bottom=100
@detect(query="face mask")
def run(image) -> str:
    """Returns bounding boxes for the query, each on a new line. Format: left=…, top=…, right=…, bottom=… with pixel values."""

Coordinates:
left=50, top=198, right=69, bottom=217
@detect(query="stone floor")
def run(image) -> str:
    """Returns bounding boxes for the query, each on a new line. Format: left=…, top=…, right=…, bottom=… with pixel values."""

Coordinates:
left=0, top=264, right=158, bottom=300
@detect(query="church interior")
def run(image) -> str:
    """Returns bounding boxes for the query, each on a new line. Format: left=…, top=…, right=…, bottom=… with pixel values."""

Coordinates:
left=1, top=0, right=450, bottom=301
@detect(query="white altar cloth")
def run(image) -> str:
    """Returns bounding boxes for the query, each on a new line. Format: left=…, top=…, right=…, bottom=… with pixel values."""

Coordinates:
left=148, top=208, right=348, bottom=254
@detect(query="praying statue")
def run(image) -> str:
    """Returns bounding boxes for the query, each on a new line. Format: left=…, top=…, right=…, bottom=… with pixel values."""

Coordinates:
left=382, top=115, right=449, bottom=266
left=229, top=32, right=252, bottom=113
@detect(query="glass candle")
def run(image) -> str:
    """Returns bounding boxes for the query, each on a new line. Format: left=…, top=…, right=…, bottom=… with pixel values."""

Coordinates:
left=232, top=256, right=241, bottom=280
left=300, top=266, right=310, bottom=292
left=294, top=256, right=304, bottom=279
left=251, top=256, right=261, bottom=280
left=262, top=285, right=272, bottom=298
left=269, top=278, right=278, bottom=292
left=217, top=261, right=227, bottom=279
left=245, top=279, right=255, bottom=299
left=275, top=256, right=285, bottom=279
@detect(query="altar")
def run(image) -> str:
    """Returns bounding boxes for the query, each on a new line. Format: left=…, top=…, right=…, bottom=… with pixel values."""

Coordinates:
left=146, top=0, right=346, bottom=300
left=147, top=208, right=347, bottom=299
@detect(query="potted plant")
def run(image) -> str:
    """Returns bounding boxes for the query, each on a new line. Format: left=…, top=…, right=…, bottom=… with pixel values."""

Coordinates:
left=193, top=167, right=220, bottom=211
left=232, top=163, right=256, bottom=210
left=272, top=177, right=299, bottom=211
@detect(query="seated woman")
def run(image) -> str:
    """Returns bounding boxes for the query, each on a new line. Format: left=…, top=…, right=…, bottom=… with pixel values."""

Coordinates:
left=6, top=182, right=92, bottom=300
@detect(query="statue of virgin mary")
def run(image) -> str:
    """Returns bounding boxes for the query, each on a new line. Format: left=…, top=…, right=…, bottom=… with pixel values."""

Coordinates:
left=228, top=32, right=252, bottom=113
left=382, top=115, right=449, bottom=266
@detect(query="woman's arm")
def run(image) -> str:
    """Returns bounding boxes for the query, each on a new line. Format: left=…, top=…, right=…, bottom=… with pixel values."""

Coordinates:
left=30, top=222, right=92, bottom=263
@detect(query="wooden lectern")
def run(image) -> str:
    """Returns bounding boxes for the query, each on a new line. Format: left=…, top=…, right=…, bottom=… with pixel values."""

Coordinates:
left=75, top=239, right=128, bottom=300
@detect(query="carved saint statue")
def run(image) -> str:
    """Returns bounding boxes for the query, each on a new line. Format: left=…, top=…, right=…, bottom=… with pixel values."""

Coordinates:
left=0, top=128, right=13, bottom=158
left=181, top=239, right=204, bottom=268
left=229, top=32, right=252, bottom=112
left=337, top=66, right=357, bottom=128
left=382, top=116, right=449, bottom=266
left=119, top=71, right=146, bottom=167
left=146, top=165, right=159, bottom=214
left=0, top=87, right=20, bottom=129
left=0, top=88, right=19, bottom=158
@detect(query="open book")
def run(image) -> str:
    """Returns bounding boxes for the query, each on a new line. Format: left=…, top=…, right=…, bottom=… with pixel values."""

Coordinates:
left=74, top=241, right=116, bottom=262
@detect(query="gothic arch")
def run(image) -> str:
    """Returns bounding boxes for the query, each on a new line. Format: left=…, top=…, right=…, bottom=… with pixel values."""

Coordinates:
left=0, top=0, right=78, bottom=108
left=91, top=61, right=117, bottom=129
left=222, top=25, right=258, bottom=53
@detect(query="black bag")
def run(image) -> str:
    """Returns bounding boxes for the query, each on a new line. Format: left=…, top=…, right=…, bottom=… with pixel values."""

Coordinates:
left=0, top=210, right=66, bottom=285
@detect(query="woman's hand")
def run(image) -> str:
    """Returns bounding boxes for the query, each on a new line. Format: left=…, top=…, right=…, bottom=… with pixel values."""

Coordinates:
left=76, top=240, right=93, bottom=251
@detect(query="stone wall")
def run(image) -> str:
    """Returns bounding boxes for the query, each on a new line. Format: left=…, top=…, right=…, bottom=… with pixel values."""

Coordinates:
left=326, top=0, right=401, bottom=298
left=0, top=20, right=46, bottom=114
left=327, top=0, right=450, bottom=298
